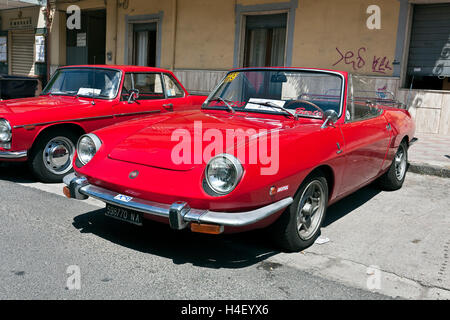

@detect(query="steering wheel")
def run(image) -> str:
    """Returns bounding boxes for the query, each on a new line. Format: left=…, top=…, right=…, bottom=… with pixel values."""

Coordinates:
left=284, top=99, right=325, bottom=118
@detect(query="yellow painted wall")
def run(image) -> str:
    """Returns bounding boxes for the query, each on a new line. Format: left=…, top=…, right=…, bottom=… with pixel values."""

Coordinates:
left=174, top=0, right=235, bottom=70
left=115, top=0, right=175, bottom=68
left=50, top=0, right=400, bottom=76
left=292, top=0, right=399, bottom=76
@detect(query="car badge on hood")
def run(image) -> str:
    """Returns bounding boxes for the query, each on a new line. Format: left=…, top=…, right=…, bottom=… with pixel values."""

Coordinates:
left=129, top=170, right=139, bottom=179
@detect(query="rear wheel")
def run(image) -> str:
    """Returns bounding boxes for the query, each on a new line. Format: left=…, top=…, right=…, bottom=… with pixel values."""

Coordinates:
left=272, top=172, right=329, bottom=252
left=377, top=141, right=408, bottom=191
left=28, top=129, right=79, bottom=183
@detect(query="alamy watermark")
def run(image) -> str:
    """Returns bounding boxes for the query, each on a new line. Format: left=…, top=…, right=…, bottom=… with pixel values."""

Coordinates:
left=66, top=265, right=81, bottom=290
left=171, top=121, right=280, bottom=175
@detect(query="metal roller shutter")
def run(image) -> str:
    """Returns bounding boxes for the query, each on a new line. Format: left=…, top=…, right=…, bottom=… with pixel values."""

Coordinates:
left=11, top=30, right=35, bottom=76
left=407, top=4, right=450, bottom=78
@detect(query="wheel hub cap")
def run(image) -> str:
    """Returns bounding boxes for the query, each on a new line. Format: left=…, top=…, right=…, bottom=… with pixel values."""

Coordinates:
left=296, top=181, right=326, bottom=240
left=395, top=146, right=407, bottom=181
left=43, top=137, right=75, bottom=175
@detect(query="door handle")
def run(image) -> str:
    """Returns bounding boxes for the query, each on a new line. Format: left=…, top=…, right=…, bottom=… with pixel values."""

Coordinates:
left=162, top=103, right=174, bottom=111
left=386, top=123, right=391, bottom=131
left=336, top=142, right=343, bottom=154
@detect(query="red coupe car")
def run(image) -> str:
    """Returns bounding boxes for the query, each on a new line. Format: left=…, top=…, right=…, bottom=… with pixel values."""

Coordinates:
left=63, top=67, right=416, bottom=252
left=0, top=65, right=206, bottom=182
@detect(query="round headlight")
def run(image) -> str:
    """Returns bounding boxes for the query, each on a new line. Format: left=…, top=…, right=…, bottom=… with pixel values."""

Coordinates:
left=0, top=119, right=12, bottom=142
left=205, top=154, right=243, bottom=195
left=77, top=134, right=102, bottom=165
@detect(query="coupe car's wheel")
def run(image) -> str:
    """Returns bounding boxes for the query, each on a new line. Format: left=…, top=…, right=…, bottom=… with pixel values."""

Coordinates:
left=377, top=140, right=408, bottom=191
left=272, top=172, right=329, bottom=252
left=28, top=129, right=79, bottom=183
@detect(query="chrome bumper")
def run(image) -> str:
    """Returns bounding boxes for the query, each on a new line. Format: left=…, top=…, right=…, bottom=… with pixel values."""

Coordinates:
left=0, top=150, right=27, bottom=159
left=63, top=173, right=293, bottom=230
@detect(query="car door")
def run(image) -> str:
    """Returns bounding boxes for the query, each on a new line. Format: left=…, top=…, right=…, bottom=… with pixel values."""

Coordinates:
left=112, top=72, right=166, bottom=121
left=339, top=102, right=392, bottom=194
left=161, top=72, right=194, bottom=111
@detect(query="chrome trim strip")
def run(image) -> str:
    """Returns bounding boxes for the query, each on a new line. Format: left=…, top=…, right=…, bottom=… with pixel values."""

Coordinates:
left=0, top=150, right=27, bottom=159
left=13, top=109, right=163, bottom=129
left=113, top=110, right=161, bottom=118
left=76, top=183, right=293, bottom=228
left=13, top=115, right=114, bottom=129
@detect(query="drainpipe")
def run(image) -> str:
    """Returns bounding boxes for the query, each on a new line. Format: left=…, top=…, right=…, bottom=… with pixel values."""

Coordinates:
left=112, top=0, right=118, bottom=64
left=171, top=0, right=177, bottom=71
left=45, top=0, right=51, bottom=84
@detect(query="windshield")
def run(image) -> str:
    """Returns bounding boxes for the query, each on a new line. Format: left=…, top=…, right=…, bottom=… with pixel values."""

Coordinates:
left=204, top=69, right=344, bottom=119
left=42, top=68, right=121, bottom=99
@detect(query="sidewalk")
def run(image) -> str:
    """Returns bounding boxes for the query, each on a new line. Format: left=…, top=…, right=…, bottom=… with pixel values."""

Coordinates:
left=408, top=133, right=450, bottom=178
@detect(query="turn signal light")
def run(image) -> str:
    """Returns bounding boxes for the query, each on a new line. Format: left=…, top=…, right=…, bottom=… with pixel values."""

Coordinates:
left=190, top=223, right=224, bottom=235
left=63, top=186, right=71, bottom=199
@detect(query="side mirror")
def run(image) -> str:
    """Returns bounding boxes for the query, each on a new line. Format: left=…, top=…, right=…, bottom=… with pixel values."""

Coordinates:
left=127, top=89, right=140, bottom=104
left=321, top=109, right=339, bottom=129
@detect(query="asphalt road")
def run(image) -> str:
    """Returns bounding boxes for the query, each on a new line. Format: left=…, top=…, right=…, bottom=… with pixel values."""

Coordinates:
left=0, top=163, right=448, bottom=300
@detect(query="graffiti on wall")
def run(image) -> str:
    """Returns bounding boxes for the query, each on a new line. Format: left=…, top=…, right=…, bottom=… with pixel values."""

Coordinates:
left=332, top=47, right=393, bottom=74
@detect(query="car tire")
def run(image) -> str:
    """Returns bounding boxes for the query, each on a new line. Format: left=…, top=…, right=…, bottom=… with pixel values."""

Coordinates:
left=28, top=129, right=79, bottom=183
left=271, top=172, right=329, bottom=252
left=377, top=140, right=408, bottom=191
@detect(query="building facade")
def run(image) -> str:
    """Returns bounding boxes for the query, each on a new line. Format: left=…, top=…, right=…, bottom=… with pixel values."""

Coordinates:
left=1, top=0, right=449, bottom=134
left=0, top=0, right=48, bottom=80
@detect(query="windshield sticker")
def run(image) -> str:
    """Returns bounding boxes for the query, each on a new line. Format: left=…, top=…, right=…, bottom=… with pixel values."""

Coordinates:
left=224, top=72, right=239, bottom=83
left=295, top=107, right=323, bottom=118
left=77, top=88, right=101, bottom=96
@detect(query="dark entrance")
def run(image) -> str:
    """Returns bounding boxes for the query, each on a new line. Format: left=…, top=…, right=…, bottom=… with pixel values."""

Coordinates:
left=132, top=22, right=157, bottom=67
left=66, top=10, right=106, bottom=65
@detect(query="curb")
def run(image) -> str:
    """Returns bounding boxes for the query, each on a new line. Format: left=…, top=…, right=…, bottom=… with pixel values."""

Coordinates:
left=408, top=162, right=450, bottom=179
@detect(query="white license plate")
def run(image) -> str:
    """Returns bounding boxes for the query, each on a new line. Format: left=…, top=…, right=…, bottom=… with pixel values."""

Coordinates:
left=105, top=204, right=143, bottom=226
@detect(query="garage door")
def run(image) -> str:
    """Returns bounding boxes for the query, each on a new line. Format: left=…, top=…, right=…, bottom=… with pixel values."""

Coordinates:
left=407, top=4, right=450, bottom=78
left=11, top=30, right=35, bottom=76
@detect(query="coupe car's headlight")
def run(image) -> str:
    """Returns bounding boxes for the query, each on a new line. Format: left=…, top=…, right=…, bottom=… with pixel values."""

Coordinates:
left=77, top=134, right=102, bottom=165
left=0, top=119, right=12, bottom=142
left=205, top=154, right=243, bottom=195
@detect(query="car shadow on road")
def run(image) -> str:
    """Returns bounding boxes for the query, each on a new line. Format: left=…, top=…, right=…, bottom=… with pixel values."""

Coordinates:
left=323, top=184, right=382, bottom=227
left=72, top=209, right=280, bottom=269
left=0, top=162, right=35, bottom=183
left=71, top=184, right=382, bottom=269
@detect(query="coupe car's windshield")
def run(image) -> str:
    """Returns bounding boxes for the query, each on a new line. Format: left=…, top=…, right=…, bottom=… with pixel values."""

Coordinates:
left=204, top=69, right=344, bottom=119
left=42, top=68, right=121, bottom=99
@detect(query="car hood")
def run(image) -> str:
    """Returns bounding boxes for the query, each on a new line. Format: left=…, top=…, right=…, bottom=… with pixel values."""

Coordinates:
left=0, top=95, right=89, bottom=115
left=107, top=110, right=317, bottom=171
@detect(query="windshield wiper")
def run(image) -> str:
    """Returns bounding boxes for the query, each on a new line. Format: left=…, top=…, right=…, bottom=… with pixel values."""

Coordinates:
left=208, top=97, right=236, bottom=113
left=49, top=91, right=76, bottom=96
left=251, top=101, right=297, bottom=120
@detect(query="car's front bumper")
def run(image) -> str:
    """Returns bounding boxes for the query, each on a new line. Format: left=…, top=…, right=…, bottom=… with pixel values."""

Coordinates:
left=0, top=150, right=27, bottom=159
left=63, top=173, right=293, bottom=232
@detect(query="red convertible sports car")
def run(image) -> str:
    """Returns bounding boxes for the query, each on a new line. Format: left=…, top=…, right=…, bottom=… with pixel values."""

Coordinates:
left=0, top=65, right=205, bottom=182
left=63, top=67, right=416, bottom=252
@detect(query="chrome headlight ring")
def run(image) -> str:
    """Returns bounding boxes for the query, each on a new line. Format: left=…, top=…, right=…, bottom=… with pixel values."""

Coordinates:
left=0, top=119, right=12, bottom=143
left=205, top=153, right=243, bottom=195
left=77, top=133, right=102, bottom=166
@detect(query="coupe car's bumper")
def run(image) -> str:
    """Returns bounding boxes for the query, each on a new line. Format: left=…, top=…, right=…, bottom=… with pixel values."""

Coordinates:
left=0, top=150, right=27, bottom=159
left=63, top=173, right=293, bottom=232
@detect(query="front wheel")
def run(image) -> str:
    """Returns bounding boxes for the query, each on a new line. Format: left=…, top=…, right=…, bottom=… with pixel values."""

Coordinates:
left=377, top=141, right=408, bottom=191
left=271, top=172, right=329, bottom=252
left=28, top=129, right=79, bottom=183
